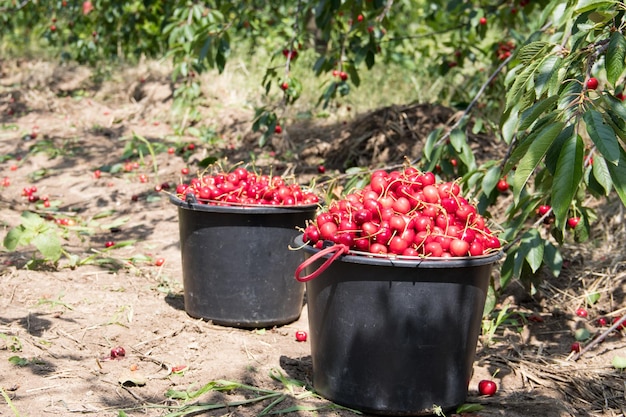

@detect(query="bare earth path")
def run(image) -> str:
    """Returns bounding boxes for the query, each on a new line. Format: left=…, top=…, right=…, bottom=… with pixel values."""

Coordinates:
left=1, top=60, right=625, bottom=417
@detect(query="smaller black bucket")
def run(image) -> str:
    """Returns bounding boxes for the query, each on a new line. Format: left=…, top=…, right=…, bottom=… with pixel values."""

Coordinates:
left=170, top=195, right=317, bottom=328
left=294, top=235, right=503, bottom=416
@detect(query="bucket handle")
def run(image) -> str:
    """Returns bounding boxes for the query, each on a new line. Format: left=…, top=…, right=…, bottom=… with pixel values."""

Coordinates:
left=295, top=244, right=350, bottom=282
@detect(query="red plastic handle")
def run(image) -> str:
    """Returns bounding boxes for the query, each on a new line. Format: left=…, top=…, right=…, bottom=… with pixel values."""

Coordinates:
left=295, top=244, right=350, bottom=282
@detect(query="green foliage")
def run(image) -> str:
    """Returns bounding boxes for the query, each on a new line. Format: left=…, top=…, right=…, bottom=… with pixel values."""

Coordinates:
left=4, top=211, right=63, bottom=264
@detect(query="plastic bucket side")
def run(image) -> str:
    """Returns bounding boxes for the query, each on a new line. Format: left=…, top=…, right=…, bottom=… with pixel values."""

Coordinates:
left=173, top=197, right=317, bottom=328
left=296, top=235, right=502, bottom=415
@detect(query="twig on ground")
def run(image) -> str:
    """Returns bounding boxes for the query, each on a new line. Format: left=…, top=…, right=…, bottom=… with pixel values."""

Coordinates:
left=570, top=314, right=626, bottom=361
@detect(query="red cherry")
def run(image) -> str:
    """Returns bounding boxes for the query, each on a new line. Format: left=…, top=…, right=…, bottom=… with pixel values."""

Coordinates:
left=496, top=178, right=509, bottom=193
left=275, top=125, right=283, bottom=134
left=105, top=241, right=115, bottom=248
left=586, top=77, right=599, bottom=90
left=295, top=330, right=308, bottom=342
left=613, top=316, right=626, bottom=330
left=181, top=167, right=190, bottom=175
left=478, top=379, right=497, bottom=396
left=596, top=317, right=608, bottom=327
left=155, top=258, right=165, bottom=267
left=280, top=82, right=289, bottom=90
left=110, top=346, right=125, bottom=359
left=537, top=205, right=551, bottom=216
left=339, top=71, right=348, bottom=81
left=479, top=17, right=487, bottom=25
left=317, top=165, right=326, bottom=174
left=567, top=217, right=580, bottom=229
left=82, top=1, right=94, bottom=15
left=575, top=307, right=588, bottom=318
left=570, top=342, right=581, bottom=352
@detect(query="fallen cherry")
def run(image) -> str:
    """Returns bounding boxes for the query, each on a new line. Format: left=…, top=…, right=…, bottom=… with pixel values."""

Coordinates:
left=105, top=241, right=115, bottom=248
left=596, top=317, right=608, bottom=327
left=570, top=342, right=581, bottom=352
left=110, top=346, right=126, bottom=359
left=478, top=379, right=497, bottom=396
left=575, top=307, right=588, bottom=318
left=171, top=365, right=187, bottom=373
left=155, top=258, right=165, bottom=267
left=295, top=330, right=308, bottom=342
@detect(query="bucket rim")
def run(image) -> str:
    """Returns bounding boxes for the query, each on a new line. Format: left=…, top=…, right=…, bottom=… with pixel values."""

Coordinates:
left=294, top=234, right=504, bottom=268
left=169, top=194, right=320, bottom=214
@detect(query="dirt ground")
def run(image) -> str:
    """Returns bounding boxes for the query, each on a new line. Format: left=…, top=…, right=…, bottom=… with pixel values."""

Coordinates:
left=0, top=60, right=625, bottom=417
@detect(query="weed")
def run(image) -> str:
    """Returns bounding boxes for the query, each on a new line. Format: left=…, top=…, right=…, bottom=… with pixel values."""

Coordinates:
left=481, top=304, right=517, bottom=347
left=0, top=386, right=21, bottom=417
left=117, top=369, right=360, bottom=416
left=35, top=293, right=74, bottom=311
left=0, top=334, right=23, bottom=352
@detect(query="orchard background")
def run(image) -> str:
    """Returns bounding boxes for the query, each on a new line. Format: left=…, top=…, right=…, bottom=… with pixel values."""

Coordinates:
left=1, top=1, right=626, bottom=416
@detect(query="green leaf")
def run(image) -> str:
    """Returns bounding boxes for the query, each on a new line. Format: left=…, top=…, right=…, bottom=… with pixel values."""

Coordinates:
left=482, top=165, right=501, bottom=196
left=551, top=134, right=584, bottom=227
left=8, top=356, right=29, bottom=366
left=506, top=61, right=539, bottom=111
left=456, top=403, right=484, bottom=413
left=542, top=240, right=562, bottom=278
left=612, top=355, right=626, bottom=369
left=92, top=210, right=116, bottom=220
left=517, top=41, right=549, bottom=64
left=557, top=80, right=583, bottom=120
left=99, top=217, right=130, bottom=231
left=449, top=128, right=466, bottom=153
left=535, top=55, right=562, bottom=98
left=31, top=231, right=62, bottom=262
left=19, top=211, right=45, bottom=229
left=606, top=95, right=626, bottom=120
left=3, top=227, right=23, bottom=251
left=513, top=121, right=564, bottom=202
left=590, top=155, right=612, bottom=195
left=606, top=146, right=626, bottom=206
left=504, top=115, right=556, bottom=174
left=583, top=109, right=620, bottom=165
left=586, top=292, right=601, bottom=304
left=574, top=0, right=619, bottom=14
left=606, top=31, right=626, bottom=85
left=518, top=96, right=559, bottom=132
left=545, top=124, right=575, bottom=175
left=501, top=105, right=520, bottom=144
left=483, top=285, right=497, bottom=316
left=520, top=229, right=544, bottom=273
left=500, top=249, right=515, bottom=289
left=423, top=128, right=442, bottom=161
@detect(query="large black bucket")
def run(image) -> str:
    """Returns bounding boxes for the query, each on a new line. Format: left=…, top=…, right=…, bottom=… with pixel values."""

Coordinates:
left=294, top=235, right=503, bottom=415
left=170, top=195, right=317, bottom=328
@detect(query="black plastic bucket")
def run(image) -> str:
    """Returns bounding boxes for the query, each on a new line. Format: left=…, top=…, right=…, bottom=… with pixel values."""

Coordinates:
left=170, top=195, right=317, bottom=328
left=294, top=235, right=503, bottom=416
